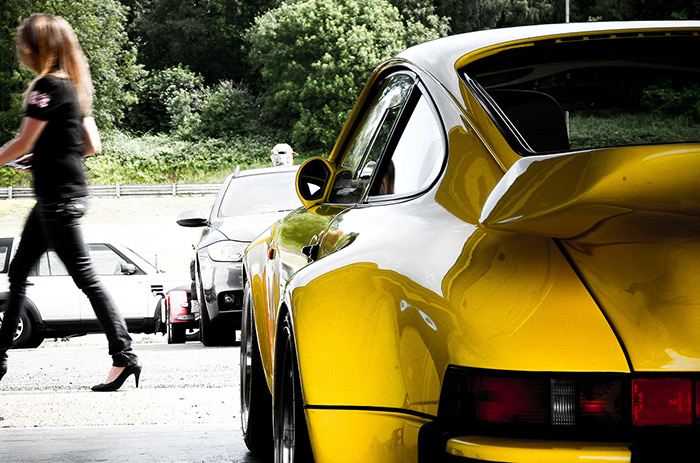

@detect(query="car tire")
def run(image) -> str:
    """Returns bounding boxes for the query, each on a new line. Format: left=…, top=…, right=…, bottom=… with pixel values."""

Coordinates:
left=0, top=309, right=35, bottom=349
left=166, top=304, right=186, bottom=344
left=199, top=299, right=223, bottom=346
left=185, top=328, right=199, bottom=342
left=241, top=282, right=272, bottom=456
left=198, top=289, right=234, bottom=347
left=274, top=311, right=314, bottom=463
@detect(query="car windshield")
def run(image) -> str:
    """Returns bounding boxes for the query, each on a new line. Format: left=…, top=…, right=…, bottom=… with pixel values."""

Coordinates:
left=463, top=32, right=700, bottom=154
left=218, top=170, right=301, bottom=218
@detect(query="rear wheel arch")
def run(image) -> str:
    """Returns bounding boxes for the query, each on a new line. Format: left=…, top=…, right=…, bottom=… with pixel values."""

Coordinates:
left=273, top=309, right=314, bottom=462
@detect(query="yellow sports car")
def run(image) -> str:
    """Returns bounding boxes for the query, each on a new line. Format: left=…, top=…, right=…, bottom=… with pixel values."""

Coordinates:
left=241, top=22, right=700, bottom=462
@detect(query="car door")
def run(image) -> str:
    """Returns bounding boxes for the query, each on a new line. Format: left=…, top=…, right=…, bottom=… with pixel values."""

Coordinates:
left=315, top=71, right=447, bottom=260
left=25, top=251, right=82, bottom=322
left=79, top=244, right=151, bottom=322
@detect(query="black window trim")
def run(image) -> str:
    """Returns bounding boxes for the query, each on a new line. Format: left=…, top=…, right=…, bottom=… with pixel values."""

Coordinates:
left=463, top=73, right=541, bottom=157
left=324, top=69, right=448, bottom=207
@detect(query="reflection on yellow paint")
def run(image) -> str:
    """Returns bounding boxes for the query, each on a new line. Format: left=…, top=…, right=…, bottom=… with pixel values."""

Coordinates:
left=306, top=409, right=427, bottom=463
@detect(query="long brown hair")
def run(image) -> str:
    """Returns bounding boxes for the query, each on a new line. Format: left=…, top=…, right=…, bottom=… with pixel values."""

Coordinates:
left=16, top=14, right=93, bottom=116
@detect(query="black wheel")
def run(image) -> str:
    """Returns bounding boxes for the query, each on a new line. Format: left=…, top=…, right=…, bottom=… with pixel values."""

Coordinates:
left=240, top=282, right=273, bottom=456
left=167, top=322, right=186, bottom=345
left=198, top=286, right=236, bottom=346
left=0, top=310, right=35, bottom=349
left=185, top=328, right=200, bottom=342
left=165, top=302, right=187, bottom=344
left=199, top=299, right=224, bottom=346
left=274, top=312, right=313, bottom=463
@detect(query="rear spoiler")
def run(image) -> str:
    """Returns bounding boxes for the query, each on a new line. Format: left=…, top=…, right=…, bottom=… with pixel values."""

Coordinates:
left=479, top=145, right=700, bottom=239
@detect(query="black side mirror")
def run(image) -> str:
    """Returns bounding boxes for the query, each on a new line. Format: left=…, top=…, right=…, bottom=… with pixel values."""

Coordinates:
left=176, top=210, right=208, bottom=228
left=296, top=157, right=334, bottom=209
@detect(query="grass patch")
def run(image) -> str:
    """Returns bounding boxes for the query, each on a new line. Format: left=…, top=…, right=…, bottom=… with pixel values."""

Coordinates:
left=569, top=113, right=700, bottom=149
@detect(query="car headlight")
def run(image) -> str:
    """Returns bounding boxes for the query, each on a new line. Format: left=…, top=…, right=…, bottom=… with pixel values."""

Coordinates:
left=206, top=241, right=245, bottom=262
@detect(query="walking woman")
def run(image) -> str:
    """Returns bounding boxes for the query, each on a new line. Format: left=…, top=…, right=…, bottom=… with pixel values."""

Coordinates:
left=0, top=14, right=140, bottom=391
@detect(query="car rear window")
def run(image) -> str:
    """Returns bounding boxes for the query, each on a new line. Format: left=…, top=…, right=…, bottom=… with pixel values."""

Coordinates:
left=463, top=31, right=700, bottom=154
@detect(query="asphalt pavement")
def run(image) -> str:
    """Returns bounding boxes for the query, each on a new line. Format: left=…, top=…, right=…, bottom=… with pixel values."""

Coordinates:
left=0, top=336, right=266, bottom=463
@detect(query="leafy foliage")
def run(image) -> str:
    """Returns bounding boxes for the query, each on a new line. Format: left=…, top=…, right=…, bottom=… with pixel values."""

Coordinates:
left=435, top=0, right=560, bottom=33
left=0, top=0, right=141, bottom=138
left=197, top=81, right=262, bottom=140
left=125, top=65, right=205, bottom=135
left=129, top=0, right=282, bottom=84
left=83, top=130, right=278, bottom=184
left=641, top=84, right=700, bottom=121
left=247, top=0, right=442, bottom=151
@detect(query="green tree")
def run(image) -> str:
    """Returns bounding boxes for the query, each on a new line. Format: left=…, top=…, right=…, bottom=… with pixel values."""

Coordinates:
left=388, top=0, right=451, bottom=36
left=435, top=0, right=558, bottom=33
left=129, top=0, right=281, bottom=84
left=125, top=65, right=205, bottom=135
left=0, top=1, right=31, bottom=143
left=570, top=0, right=700, bottom=21
left=59, top=0, right=143, bottom=127
left=197, top=81, right=262, bottom=140
left=0, top=0, right=142, bottom=137
left=247, top=0, right=441, bottom=151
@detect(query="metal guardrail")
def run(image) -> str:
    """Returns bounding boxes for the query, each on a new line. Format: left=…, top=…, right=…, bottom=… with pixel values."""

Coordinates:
left=0, top=183, right=222, bottom=200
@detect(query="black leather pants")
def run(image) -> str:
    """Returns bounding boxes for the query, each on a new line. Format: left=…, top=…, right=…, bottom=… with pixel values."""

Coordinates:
left=0, top=198, right=138, bottom=367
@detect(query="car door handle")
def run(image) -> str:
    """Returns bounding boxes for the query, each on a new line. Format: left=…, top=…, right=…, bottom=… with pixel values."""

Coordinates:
left=301, top=243, right=320, bottom=262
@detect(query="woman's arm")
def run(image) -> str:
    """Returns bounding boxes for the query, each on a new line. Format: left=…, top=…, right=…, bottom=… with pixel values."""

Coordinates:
left=83, top=116, right=101, bottom=156
left=0, top=117, right=47, bottom=166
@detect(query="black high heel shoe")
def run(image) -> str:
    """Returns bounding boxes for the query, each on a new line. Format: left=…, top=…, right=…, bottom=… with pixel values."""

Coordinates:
left=91, top=362, right=142, bottom=392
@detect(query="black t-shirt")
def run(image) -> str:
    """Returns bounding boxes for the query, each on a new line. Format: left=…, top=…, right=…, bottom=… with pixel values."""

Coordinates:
left=25, top=75, right=88, bottom=200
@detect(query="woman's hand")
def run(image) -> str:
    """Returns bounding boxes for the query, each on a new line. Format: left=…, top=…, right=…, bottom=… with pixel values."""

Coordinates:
left=0, top=117, right=46, bottom=166
left=7, top=153, right=33, bottom=172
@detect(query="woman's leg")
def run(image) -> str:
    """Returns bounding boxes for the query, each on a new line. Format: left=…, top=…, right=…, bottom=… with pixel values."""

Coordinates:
left=39, top=198, right=138, bottom=368
left=0, top=205, right=49, bottom=379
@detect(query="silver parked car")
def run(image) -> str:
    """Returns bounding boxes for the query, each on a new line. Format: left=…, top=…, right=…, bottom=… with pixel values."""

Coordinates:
left=177, top=165, right=301, bottom=346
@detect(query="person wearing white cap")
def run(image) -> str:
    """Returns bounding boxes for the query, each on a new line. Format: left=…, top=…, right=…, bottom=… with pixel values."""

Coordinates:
left=270, top=143, right=298, bottom=167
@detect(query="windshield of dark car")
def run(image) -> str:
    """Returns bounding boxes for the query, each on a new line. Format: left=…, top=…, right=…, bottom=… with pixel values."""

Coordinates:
left=463, top=32, right=700, bottom=154
left=218, top=170, right=301, bottom=218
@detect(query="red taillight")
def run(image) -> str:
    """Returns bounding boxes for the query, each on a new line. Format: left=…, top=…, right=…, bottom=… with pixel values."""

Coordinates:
left=441, top=368, right=700, bottom=432
left=168, top=290, right=190, bottom=321
left=632, top=378, right=694, bottom=426
left=697, top=381, right=700, bottom=421
left=473, top=377, right=549, bottom=425
left=579, top=378, right=623, bottom=426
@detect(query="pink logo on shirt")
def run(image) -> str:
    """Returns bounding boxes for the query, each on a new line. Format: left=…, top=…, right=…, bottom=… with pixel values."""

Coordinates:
left=28, top=91, right=51, bottom=108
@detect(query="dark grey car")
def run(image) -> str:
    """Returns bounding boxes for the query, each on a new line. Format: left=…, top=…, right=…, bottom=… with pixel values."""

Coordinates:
left=177, top=165, right=300, bottom=346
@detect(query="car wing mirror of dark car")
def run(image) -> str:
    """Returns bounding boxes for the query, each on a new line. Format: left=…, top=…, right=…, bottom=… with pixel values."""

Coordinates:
left=176, top=210, right=208, bottom=228
left=120, top=262, right=137, bottom=275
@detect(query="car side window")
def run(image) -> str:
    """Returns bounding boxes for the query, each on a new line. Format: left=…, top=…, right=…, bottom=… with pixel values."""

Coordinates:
left=329, top=73, right=414, bottom=203
left=88, top=244, right=128, bottom=275
left=0, top=239, right=11, bottom=274
left=35, top=252, right=68, bottom=276
left=368, top=94, right=444, bottom=198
